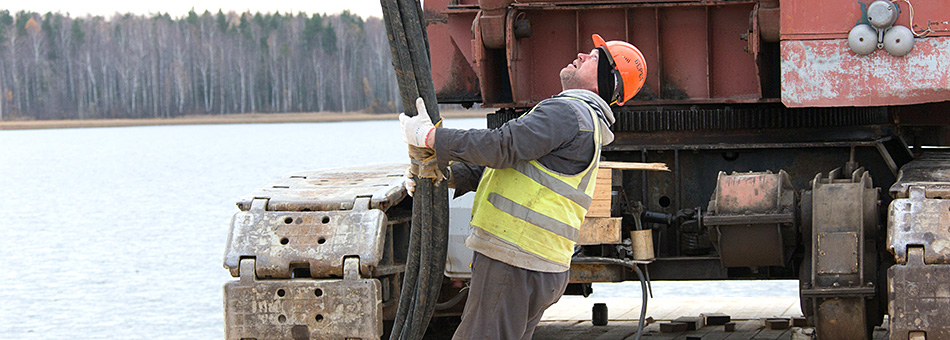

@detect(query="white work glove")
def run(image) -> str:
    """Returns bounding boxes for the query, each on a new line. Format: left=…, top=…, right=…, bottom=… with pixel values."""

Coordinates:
left=404, top=168, right=416, bottom=197
left=399, top=97, right=435, bottom=148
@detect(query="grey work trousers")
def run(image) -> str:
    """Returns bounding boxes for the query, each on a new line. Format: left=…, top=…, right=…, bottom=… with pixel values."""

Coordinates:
left=452, top=252, right=570, bottom=340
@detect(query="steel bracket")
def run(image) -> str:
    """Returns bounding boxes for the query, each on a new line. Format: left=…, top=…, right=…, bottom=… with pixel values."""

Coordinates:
left=888, top=247, right=950, bottom=340
left=704, top=170, right=797, bottom=268
left=225, top=258, right=383, bottom=340
left=888, top=186, right=950, bottom=265
left=223, top=203, right=388, bottom=279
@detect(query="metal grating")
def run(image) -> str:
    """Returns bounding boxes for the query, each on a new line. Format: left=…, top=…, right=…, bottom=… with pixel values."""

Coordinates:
left=488, top=106, right=889, bottom=131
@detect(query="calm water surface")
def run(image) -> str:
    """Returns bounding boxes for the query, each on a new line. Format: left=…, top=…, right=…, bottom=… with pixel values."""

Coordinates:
left=0, top=119, right=795, bottom=339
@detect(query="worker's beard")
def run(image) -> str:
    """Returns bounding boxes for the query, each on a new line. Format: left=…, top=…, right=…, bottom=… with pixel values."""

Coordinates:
left=559, top=67, right=596, bottom=93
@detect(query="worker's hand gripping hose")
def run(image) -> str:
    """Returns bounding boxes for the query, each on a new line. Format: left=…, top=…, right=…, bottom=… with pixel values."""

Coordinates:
left=399, top=98, right=437, bottom=148
left=381, top=0, right=450, bottom=339
left=407, top=145, right=445, bottom=182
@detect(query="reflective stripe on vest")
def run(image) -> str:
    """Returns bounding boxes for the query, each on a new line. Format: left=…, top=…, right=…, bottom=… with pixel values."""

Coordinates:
left=469, top=96, right=602, bottom=265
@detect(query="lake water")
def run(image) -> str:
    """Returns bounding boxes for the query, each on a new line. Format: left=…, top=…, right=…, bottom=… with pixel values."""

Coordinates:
left=0, top=119, right=797, bottom=339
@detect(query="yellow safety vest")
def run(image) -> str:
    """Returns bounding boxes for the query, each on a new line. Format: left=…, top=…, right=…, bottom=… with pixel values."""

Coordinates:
left=469, top=97, right=602, bottom=266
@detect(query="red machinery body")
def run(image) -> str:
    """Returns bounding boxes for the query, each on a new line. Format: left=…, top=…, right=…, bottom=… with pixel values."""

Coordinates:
left=422, top=1, right=950, bottom=339
left=426, top=0, right=950, bottom=108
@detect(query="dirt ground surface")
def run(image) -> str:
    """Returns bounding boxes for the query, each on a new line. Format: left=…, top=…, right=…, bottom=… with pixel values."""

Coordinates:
left=0, top=109, right=491, bottom=130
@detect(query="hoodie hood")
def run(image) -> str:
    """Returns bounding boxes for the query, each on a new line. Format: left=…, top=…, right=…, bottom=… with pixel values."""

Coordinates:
left=556, top=89, right=615, bottom=145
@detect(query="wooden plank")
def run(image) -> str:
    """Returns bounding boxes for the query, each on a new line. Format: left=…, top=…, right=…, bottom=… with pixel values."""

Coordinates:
left=752, top=326, right=789, bottom=339
left=722, top=320, right=765, bottom=339
left=600, top=161, right=670, bottom=171
left=538, top=297, right=819, bottom=339
left=592, top=174, right=611, bottom=200
left=586, top=199, right=612, bottom=218
left=532, top=320, right=589, bottom=339
left=586, top=170, right=612, bottom=218
left=578, top=217, right=622, bottom=245
left=591, top=320, right=639, bottom=340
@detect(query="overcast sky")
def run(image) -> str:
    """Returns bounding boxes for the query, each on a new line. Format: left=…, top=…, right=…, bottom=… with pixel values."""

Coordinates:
left=4, top=0, right=385, bottom=19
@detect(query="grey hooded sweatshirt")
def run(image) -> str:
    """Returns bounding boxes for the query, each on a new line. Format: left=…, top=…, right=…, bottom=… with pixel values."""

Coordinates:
left=433, top=89, right=615, bottom=272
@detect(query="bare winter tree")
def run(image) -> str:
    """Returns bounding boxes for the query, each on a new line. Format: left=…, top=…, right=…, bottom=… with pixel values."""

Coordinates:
left=0, top=9, right=397, bottom=120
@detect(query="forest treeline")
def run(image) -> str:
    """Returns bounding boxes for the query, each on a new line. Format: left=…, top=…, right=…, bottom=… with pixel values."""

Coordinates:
left=0, top=9, right=401, bottom=120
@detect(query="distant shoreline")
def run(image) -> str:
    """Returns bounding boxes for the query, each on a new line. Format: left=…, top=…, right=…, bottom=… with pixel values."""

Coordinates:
left=0, top=109, right=490, bottom=130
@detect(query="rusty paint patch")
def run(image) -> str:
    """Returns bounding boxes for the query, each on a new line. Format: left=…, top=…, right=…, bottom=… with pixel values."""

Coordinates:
left=714, top=172, right=781, bottom=214
left=781, top=37, right=950, bottom=107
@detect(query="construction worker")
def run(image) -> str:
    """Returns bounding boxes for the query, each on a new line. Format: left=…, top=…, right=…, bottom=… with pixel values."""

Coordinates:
left=400, top=34, right=646, bottom=339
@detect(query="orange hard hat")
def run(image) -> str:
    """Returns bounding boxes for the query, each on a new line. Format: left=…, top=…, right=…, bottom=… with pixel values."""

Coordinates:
left=592, top=34, right=647, bottom=106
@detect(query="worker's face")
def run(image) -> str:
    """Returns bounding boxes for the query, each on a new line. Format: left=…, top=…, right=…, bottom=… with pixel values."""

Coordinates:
left=559, top=48, right=600, bottom=93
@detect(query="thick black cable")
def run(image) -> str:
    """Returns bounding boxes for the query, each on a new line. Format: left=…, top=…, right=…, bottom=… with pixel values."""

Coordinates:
left=396, top=0, right=438, bottom=121
left=380, top=0, right=419, bottom=111
left=380, top=0, right=423, bottom=336
left=380, top=0, right=449, bottom=339
left=413, top=180, right=450, bottom=339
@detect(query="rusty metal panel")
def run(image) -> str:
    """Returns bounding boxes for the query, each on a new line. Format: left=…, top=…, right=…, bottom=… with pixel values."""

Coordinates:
left=816, top=232, right=859, bottom=275
left=710, top=5, right=760, bottom=99
left=889, top=152, right=950, bottom=199
left=236, top=163, right=407, bottom=212
left=569, top=263, right=626, bottom=283
left=225, top=259, right=382, bottom=340
left=888, top=247, right=950, bottom=340
left=628, top=8, right=660, bottom=100
left=659, top=6, right=709, bottom=99
left=781, top=37, right=950, bottom=107
left=513, top=0, right=741, bottom=4
left=224, top=202, right=386, bottom=279
left=780, top=0, right=861, bottom=39
left=809, top=172, right=876, bottom=289
left=463, top=2, right=762, bottom=107
left=814, top=298, right=868, bottom=340
left=780, top=0, right=950, bottom=39
left=577, top=217, right=622, bottom=245
left=713, top=224, right=785, bottom=267
left=507, top=9, right=577, bottom=105
left=888, top=186, right=950, bottom=265
left=578, top=9, right=627, bottom=48
left=813, top=182, right=866, bottom=234
left=712, top=172, right=781, bottom=214
left=426, top=0, right=481, bottom=103
left=705, top=170, right=795, bottom=267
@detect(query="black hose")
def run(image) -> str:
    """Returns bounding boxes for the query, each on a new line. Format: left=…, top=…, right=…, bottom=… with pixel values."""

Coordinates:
left=419, top=181, right=451, bottom=339
left=572, top=257, right=649, bottom=340
left=380, top=0, right=419, bottom=111
left=390, top=181, right=422, bottom=339
left=378, top=3, right=416, bottom=336
left=405, top=179, right=437, bottom=339
left=396, top=0, right=438, bottom=117
left=380, top=0, right=449, bottom=338
left=408, top=178, right=450, bottom=339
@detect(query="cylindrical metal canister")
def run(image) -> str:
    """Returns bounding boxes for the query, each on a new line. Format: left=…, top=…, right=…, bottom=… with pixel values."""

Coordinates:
left=867, top=0, right=899, bottom=29
left=592, top=303, right=609, bottom=326
left=631, top=229, right=655, bottom=260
